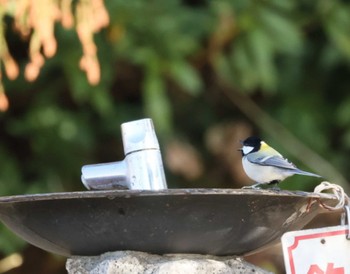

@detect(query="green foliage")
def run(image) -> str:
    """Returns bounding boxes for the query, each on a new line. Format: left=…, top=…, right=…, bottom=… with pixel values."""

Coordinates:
left=1, top=0, right=350, bottom=255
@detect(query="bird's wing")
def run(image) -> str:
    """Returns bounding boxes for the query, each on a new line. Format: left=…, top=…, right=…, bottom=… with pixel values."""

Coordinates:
left=247, top=154, right=297, bottom=170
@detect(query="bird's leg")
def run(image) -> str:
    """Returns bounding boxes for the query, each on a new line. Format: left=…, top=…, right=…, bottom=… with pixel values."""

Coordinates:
left=242, top=182, right=263, bottom=189
left=267, top=180, right=281, bottom=190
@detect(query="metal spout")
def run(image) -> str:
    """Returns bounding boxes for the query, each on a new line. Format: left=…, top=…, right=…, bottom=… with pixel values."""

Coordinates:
left=81, top=161, right=128, bottom=190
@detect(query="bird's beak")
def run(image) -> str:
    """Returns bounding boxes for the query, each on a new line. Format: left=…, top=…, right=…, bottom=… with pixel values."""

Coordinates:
left=238, top=140, right=243, bottom=151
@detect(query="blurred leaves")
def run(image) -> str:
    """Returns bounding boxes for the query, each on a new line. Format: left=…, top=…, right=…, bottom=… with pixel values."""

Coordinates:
left=213, top=0, right=303, bottom=92
left=323, top=3, right=350, bottom=59
left=168, top=61, right=202, bottom=96
left=143, top=61, right=172, bottom=136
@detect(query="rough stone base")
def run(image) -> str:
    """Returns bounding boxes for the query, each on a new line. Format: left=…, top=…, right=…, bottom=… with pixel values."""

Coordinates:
left=66, top=251, right=271, bottom=274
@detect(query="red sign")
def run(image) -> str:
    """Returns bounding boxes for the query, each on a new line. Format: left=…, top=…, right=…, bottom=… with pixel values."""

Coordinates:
left=282, top=225, right=350, bottom=274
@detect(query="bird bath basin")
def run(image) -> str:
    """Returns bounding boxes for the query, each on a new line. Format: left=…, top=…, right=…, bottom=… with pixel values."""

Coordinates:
left=0, top=188, right=336, bottom=257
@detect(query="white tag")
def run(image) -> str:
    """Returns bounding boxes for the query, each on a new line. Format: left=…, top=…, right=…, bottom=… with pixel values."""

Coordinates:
left=282, top=225, right=350, bottom=274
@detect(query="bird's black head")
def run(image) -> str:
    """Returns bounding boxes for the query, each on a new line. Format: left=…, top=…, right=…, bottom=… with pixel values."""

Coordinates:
left=239, top=136, right=262, bottom=156
left=242, top=136, right=262, bottom=147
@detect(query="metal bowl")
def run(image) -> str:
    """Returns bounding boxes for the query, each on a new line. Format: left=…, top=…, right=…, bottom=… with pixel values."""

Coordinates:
left=0, top=189, right=336, bottom=257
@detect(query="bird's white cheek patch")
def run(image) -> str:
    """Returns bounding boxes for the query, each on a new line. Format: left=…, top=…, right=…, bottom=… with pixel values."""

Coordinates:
left=242, top=146, right=254, bottom=155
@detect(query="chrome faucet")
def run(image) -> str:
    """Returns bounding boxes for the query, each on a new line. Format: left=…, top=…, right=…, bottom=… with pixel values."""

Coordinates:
left=81, top=118, right=167, bottom=190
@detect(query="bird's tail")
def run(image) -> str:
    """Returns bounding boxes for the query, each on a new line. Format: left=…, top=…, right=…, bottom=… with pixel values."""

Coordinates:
left=294, top=169, right=321, bottom=178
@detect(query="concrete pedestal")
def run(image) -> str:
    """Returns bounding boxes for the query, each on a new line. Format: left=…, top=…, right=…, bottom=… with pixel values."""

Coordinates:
left=66, top=251, right=271, bottom=274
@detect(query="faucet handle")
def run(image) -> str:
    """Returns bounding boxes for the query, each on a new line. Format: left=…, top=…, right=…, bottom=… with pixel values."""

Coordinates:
left=122, top=118, right=160, bottom=155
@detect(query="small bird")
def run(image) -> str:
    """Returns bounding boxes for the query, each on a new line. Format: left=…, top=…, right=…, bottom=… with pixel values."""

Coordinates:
left=238, top=136, right=321, bottom=188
